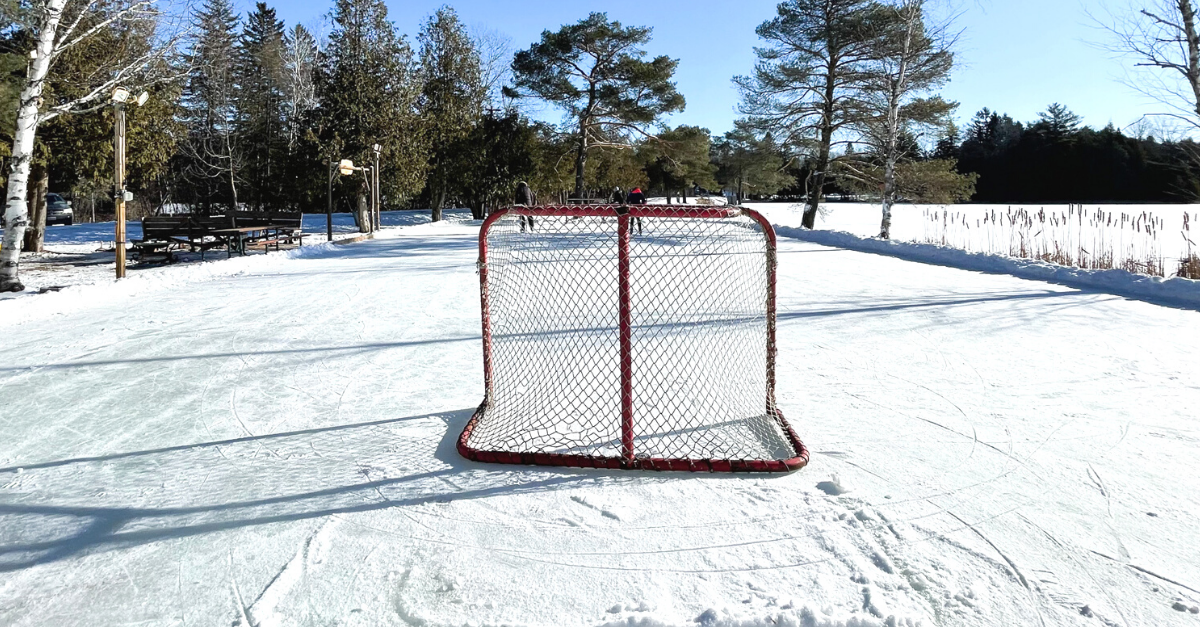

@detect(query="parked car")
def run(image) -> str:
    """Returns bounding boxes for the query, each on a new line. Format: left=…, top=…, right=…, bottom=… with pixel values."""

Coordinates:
left=46, top=193, right=73, bottom=226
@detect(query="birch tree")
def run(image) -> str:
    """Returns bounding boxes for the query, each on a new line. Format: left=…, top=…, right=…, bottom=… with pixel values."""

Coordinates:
left=735, top=0, right=881, bottom=229
left=844, top=0, right=964, bottom=239
left=282, top=24, right=317, bottom=151
left=1, top=0, right=181, bottom=293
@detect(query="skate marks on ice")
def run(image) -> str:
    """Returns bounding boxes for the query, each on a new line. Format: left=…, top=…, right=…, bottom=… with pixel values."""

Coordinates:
left=0, top=408, right=584, bottom=572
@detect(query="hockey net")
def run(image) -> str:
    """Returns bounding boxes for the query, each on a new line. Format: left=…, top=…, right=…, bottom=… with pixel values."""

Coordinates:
left=459, top=205, right=809, bottom=472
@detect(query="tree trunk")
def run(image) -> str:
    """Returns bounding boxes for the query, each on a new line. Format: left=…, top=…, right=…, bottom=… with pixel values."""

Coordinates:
left=880, top=157, right=896, bottom=239
left=357, top=193, right=370, bottom=233
left=1179, top=0, right=1200, bottom=118
left=805, top=57, right=840, bottom=230
left=880, top=3, right=917, bottom=240
left=0, top=0, right=64, bottom=292
left=432, top=187, right=444, bottom=222
left=574, top=124, right=588, bottom=198
left=23, top=167, right=47, bottom=252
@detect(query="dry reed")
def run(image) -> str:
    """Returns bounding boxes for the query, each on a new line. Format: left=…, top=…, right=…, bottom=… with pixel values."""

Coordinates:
left=920, top=204, right=1200, bottom=278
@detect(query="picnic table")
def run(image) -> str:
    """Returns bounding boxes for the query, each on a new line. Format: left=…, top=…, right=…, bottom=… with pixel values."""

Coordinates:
left=211, top=225, right=290, bottom=257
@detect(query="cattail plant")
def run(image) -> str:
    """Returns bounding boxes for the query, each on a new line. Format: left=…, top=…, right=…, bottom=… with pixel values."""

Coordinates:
left=1181, top=212, right=1200, bottom=280
left=922, top=204, right=1176, bottom=278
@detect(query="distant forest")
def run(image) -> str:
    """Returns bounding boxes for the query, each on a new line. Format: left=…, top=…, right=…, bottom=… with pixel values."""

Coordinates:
left=789, top=104, right=1200, bottom=205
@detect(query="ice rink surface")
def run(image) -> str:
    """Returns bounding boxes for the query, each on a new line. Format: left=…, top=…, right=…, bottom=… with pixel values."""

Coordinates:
left=1, top=214, right=1198, bottom=626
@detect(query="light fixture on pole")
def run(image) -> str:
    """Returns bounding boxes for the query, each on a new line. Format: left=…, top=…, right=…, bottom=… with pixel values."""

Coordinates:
left=328, top=158, right=361, bottom=241
left=112, top=87, right=149, bottom=279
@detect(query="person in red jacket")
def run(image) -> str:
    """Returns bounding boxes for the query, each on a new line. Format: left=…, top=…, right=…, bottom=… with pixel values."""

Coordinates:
left=625, top=188, right=646, bottom=234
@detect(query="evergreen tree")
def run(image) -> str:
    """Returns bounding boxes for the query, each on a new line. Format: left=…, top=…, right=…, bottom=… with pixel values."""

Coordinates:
left=417, top=6, right=484, bottom=221
left=317, top=0, right=424, bottom=210
left=1036, top=103, right=1082, bottom=140
left=736, top=0, right=882, bottom=228
left=452, top=112, right=541, bottom=218
left=932, top=121, right=959, bottom=160
left=180, top=0, right=241, bottom=212
left=712, top=121, right=796, bottom=202
left=641, top=125, right=717, bottom=202
left=236, top=3, right=288, bottom=210
left=508, top=13, right=684, bottom=197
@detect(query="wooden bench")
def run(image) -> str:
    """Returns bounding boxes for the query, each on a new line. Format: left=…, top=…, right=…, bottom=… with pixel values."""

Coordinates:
left=133, top=211, right=305, bottom=261
left=229, top=211, right=304, bottom=247
left=132, top=216, right=190, bottom=262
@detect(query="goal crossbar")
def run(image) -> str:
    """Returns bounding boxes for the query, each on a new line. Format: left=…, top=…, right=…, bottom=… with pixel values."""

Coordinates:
left=459, top=205, right=810, bottom=473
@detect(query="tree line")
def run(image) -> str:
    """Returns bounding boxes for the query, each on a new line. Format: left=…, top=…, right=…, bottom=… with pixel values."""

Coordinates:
left=4, top=0, right=1200, bottom=292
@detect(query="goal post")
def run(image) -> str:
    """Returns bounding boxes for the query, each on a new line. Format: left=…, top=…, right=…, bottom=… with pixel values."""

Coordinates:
left=459, top=205, right=809, bottom=473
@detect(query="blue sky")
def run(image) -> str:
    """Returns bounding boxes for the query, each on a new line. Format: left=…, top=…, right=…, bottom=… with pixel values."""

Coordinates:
left=248, top=0, right=1155, bottom=137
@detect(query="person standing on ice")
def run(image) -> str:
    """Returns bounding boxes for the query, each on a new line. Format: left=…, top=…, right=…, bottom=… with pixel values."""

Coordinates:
left=515, top=181, right=536, bottom=232
left=611, top=187, right=625, bottom=204
left=625, top=187, right=646, bottom=234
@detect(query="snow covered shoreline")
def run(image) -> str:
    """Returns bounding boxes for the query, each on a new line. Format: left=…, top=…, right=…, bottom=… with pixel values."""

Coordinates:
left=774, top=225, right=1200, bottom=310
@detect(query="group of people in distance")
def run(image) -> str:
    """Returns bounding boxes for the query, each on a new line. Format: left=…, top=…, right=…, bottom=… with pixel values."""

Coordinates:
left=513, top=182, right=647, bottom=233
left=512, top=182, right=646, bottom=207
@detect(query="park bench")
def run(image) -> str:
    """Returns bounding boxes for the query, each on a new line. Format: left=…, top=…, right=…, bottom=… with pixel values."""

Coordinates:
left=228, top=211, right=305, bottom=248
left=133, top=211, right=305, bottom=262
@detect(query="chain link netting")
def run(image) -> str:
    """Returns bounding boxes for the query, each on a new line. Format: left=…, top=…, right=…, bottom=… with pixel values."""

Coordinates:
left=462, top=207, right=806, bottom=471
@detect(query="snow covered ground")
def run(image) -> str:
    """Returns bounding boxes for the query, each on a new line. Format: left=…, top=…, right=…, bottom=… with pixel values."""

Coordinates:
left=1, top=213, right=1199, bottom=626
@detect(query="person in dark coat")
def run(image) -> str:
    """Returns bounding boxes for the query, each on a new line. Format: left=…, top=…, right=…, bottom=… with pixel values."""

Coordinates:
left=611, top=187, right=625, bottom=204
left=515, top=181, right=536, bottom=231
left=625, top=187, right=646, bottom=234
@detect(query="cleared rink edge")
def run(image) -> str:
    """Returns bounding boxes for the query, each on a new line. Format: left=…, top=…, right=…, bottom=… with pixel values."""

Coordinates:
left=777, top=225, right=1200, bottom=311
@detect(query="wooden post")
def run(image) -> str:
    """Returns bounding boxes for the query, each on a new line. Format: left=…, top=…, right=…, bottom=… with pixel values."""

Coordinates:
left=114, top=102, right=127, bottom=279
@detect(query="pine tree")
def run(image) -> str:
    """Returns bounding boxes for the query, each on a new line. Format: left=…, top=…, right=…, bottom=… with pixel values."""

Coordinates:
left=641, top=126, right=717, bottom=202
left=417, top=6, right=484, bottom=221
left=736, top=0, right=881, bottom=229
left=317, top=0, right=423, bottom=210
left=508, top=13, right=684, bottom=198
left=236, top=3, right=288, bottom=210
left=1036, top=103, right=1082, bottom=140
left=712, top=121, right=795, bottom=202
left=180, top=0, right=241, bottom=213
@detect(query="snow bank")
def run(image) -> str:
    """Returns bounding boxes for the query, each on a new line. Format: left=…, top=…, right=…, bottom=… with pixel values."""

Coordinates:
left=774, top=225, right=1200, bottom=310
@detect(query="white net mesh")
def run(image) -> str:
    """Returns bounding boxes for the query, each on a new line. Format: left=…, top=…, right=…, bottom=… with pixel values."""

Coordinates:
left=460, top=206, right=807, bottom=472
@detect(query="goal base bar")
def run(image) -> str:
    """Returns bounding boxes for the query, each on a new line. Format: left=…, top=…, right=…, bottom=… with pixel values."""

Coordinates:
left=458, top=400, right=811, bottom=473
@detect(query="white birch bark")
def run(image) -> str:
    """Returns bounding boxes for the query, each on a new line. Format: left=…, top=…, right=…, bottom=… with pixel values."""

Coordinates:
left=0, top=0, right=67, bottom=292
left=880, top=5, right=918, bottom=241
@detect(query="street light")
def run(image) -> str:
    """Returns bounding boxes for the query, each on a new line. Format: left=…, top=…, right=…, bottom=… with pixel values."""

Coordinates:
left=372, top=144, right=382, bottom=232
left=328, top=158, right=362, bottom=241
left=112, top=87, right=149, bottom=279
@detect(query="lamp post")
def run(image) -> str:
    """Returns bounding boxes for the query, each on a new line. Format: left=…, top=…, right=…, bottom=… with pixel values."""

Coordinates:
left=327, top=159, right=335, bottom=242
left=111, top=87, right=148, bottom=279
left=327, top=158, right=360, bottom=241
left=372, top=144, right=381, bottom=232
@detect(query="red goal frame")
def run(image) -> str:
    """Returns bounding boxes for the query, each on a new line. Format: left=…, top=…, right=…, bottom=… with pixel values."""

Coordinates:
left=458, top=205, right=810, bottom=473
